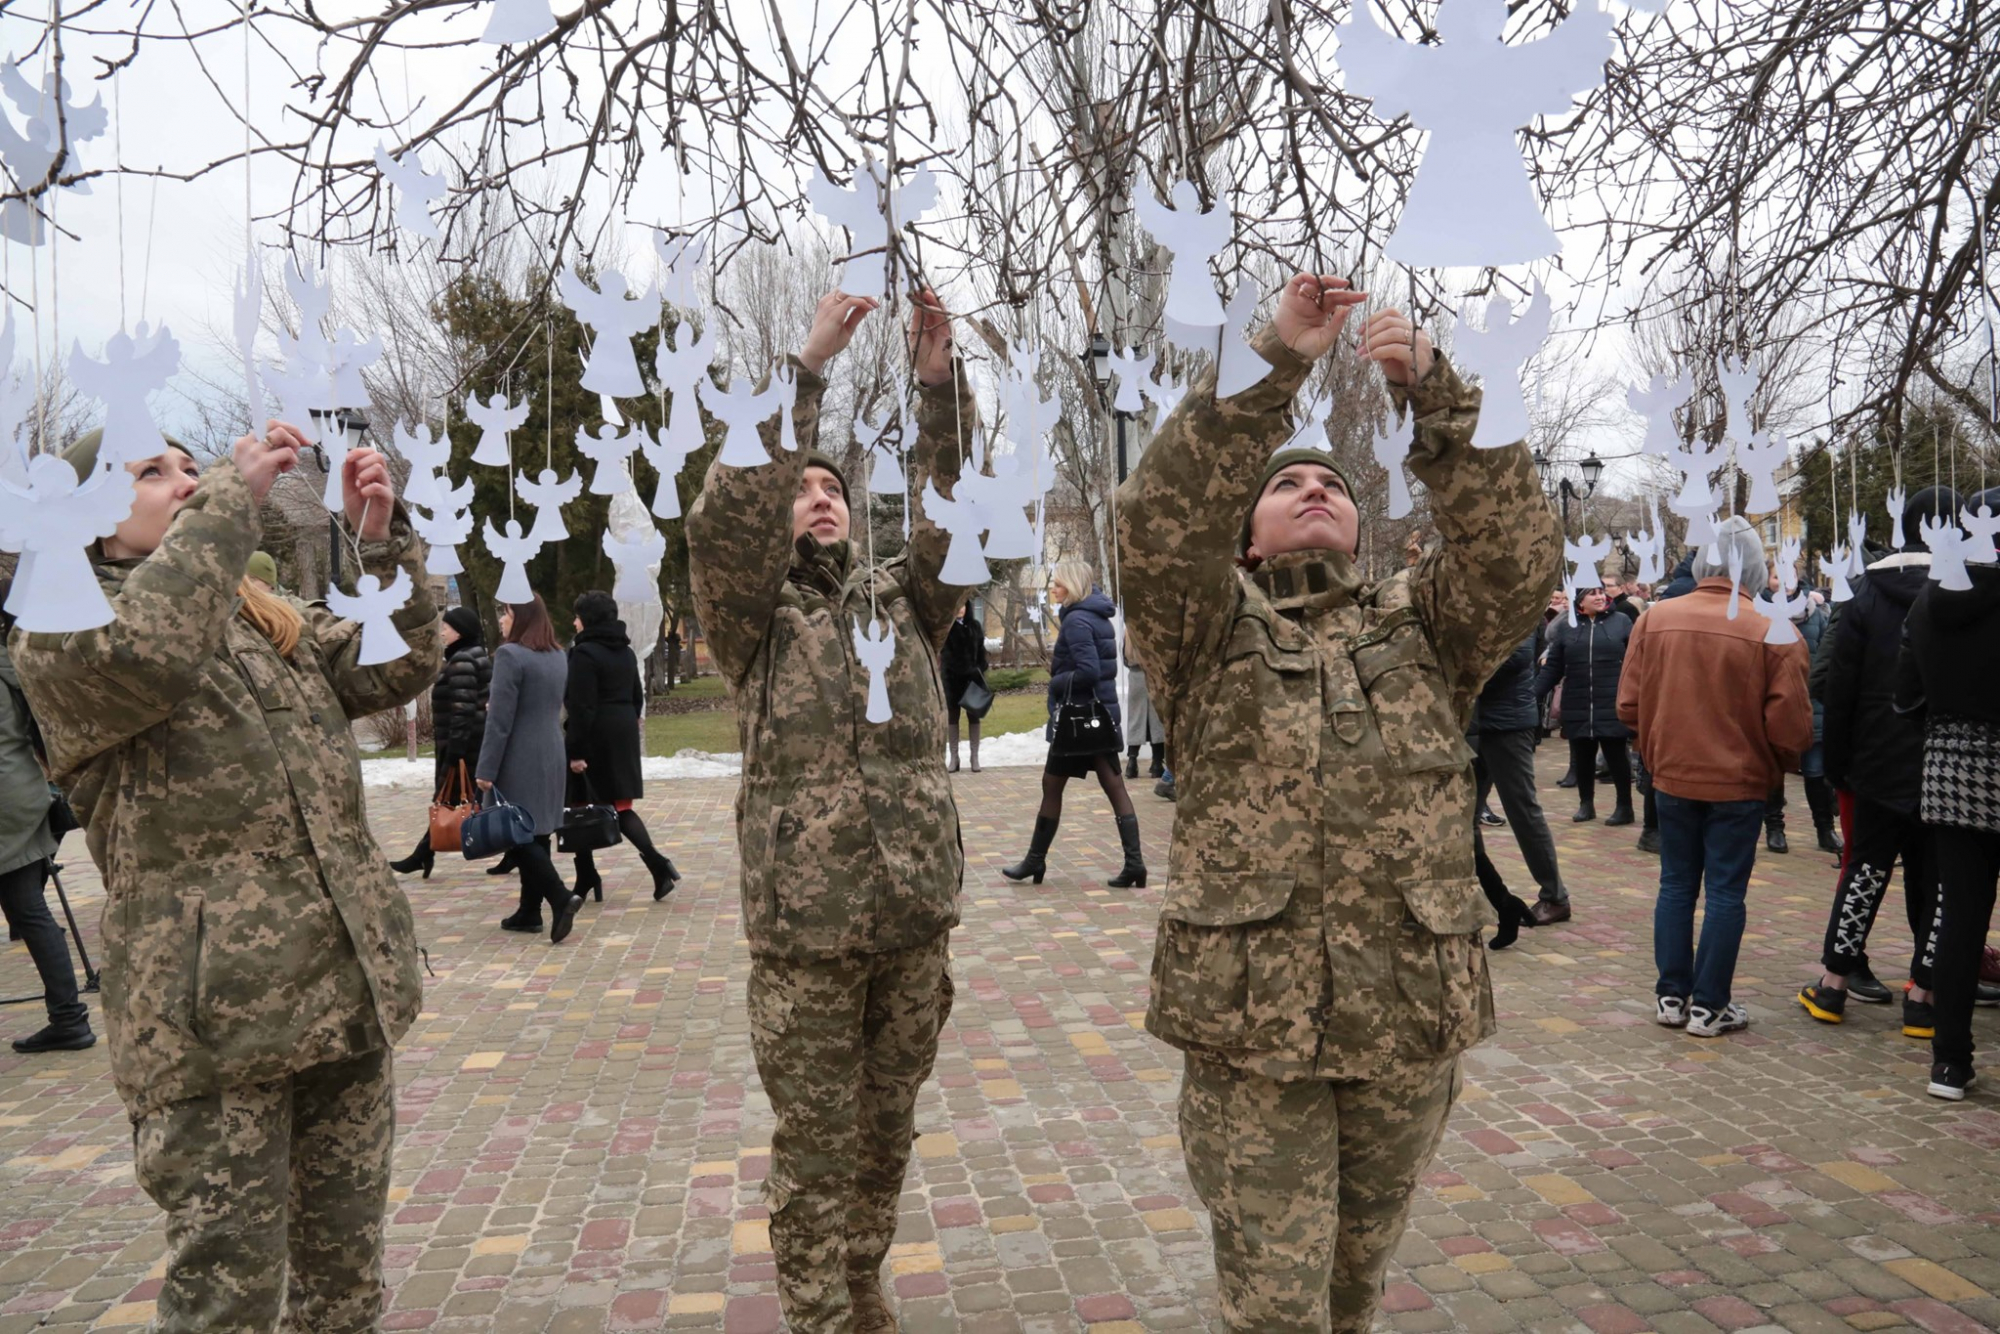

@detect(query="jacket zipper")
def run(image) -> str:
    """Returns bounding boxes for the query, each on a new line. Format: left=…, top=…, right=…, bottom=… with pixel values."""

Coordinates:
left=1586, top=616, right=1596, bottom=734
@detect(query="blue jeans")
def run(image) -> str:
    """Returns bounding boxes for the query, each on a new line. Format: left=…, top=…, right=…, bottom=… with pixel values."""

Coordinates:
left=1654, top=792, right=1766, bottom=1011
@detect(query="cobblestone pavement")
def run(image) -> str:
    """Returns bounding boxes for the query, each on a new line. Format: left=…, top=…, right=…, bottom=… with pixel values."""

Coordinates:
left=3, top=750, right=1999, bottom=1333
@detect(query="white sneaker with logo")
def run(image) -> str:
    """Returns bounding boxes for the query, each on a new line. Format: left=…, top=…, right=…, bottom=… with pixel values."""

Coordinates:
left=1655, top=996, right=1689, bottom=1028
left=1686, top=1002, right=1750, bottom=1038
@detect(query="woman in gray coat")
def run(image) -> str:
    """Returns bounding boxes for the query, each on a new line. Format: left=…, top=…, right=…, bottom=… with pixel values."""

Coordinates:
left=476, top=594, right=583, bottom=944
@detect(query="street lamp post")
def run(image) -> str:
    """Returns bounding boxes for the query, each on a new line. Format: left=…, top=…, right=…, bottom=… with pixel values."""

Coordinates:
left=1082, top=331, right=1131, bottom=484
left=1534, top=449, right=1604, bottom=531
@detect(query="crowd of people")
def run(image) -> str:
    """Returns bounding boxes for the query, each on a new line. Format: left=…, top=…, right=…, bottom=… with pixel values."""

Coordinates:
left=0, top=278, right=1993, bottom=1334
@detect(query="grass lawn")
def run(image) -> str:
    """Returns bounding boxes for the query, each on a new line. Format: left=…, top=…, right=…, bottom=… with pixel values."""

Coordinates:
left=640, top=679, right=1050, bottom=755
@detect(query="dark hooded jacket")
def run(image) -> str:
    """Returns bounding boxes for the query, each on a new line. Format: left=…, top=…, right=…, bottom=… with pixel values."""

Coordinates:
left=1895, top=564, right=2000, bottom=726
left=565, top=619, right=646, bottom=802
left=1470, top=629, right=1540, bottom=734
left=1657, top=551, right=1698, bottom=601
left=431, top=641, right=491, bottom=770
left=1533, top=607, right=1631, bottom=739
left=1047, top=588, right=1121, bottom=734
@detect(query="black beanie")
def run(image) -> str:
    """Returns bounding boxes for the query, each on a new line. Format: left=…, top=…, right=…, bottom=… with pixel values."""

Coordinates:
left=442, top=605, right=484, bottom=646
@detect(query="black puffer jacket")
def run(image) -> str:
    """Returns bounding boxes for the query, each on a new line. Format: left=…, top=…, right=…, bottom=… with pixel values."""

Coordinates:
left=1470, top=629, right=1540, bottom=734
left=1896, top=566, right=2000, bottom=725
left=565, top=621, right=646, bottom=802
left=1047, top=589, right=1121, bottom=735
left=1533, top=609, right=1631, bottom=739
left=431, top=643, right=491, bottom=766
left=1824, top=556, right=1931, bottom=810
left=942, top=611, right=987, bottom=682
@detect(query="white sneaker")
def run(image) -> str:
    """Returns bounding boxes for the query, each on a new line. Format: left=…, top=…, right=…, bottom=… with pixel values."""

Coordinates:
left=1655, top=996, right=1689, bottom=1028
left=1686, top=1002, right=1750, bottom=1038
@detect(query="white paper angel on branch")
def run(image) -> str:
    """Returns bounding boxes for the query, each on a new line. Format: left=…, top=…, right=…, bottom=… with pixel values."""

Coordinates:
left=1108, top=348, right=1155, bottom=416
left=702, top=373, right=789, bottom=468
left=653, top=231, right=708, bottom=310
left=1627, top=370, right=1692, bottom=458
left=1215, top=283, right=1272, bottom=399
left=1337, top=0, right=1617, bottom=268
left=805, top=159, right=939, bottom=299
left=0, top=60, right=106, bottom=245
left=631, top=425, right=694, bottom=521
left=602, top=525, right=667, bottom=605
left=1565, top=533, right=1613, bottom=590
left=1846, top=511, right=1869, bottom=577
left=1821, top=543, right=1855, bottom=603
left=1738, top=433, right=1789, bottom=513
left=516, top=467, right=583, bottom=544
left=1454, top=284, right=1550, bottom=449
left=1960, top=500, right=2000, bottom=565
left=1135, top=180, right=1231, bottom=341
left=0, top=455, right=136, bottom=632
left=1371, top=412, right=1415, bottom=520
left=963, top=441, right=1045, bottom=563
left=68, top=323, right=181, bottom=466
left=856, top=412, right=905, bottom=497
left=482, top=0, right=557, bottom=46
left=483, top=518, right=543, bottom=602
left=919, top=479, right=991, bottom=585
left=465, top=392, right=528, bottom=467
left=411, top=504, right=475, bottom=577
left=327, top=570, right=415, bottom=666
left=394, top=420, right=452, bottom=512
left=1754, top=588, right=1806, bottom=646
left=852, top=616, right=898, bottom=724
left=575, top=423, right=639, bottom=496
left=560, top=268, right=659, bottom=398
left=372, top=144, right=447, bottom=244
left=1922, top=514, right=1973, bottom=591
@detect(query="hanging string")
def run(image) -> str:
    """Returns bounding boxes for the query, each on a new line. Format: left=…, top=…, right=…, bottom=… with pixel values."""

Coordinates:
left=113, top=74, right=126, bottom=332
left=545, top=318, right=554, bottom=472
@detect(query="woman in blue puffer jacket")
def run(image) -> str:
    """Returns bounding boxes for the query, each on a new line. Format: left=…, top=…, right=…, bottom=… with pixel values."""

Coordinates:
left=1003, top=559, right=1146, bottom=888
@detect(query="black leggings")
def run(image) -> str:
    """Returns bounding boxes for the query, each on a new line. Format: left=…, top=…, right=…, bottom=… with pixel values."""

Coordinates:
left=1928, top=825, right=2000, bottom=1067
left=1038, top=754, right=1136, bottom=821
left=514, top=836, right=571, bottom=918
left=1569, top=736, right=1631, bottom=810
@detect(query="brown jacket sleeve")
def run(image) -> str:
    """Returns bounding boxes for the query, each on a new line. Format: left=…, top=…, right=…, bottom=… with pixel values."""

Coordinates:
left=1616, top=612, right=1647, bottom=732
left=1765, top=637, right=1813, bottom=773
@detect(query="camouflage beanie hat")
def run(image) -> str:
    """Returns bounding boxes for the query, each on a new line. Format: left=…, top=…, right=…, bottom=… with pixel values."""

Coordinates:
left=803, top=450, right=849, bottom=494
left=1239, top=447, right=1357, bottom=555
left=61, top=427, right=195, bottom=484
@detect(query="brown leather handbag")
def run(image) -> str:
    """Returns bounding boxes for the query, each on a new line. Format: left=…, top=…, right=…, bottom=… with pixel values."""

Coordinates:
left=429, top=762, right=479, bottom=853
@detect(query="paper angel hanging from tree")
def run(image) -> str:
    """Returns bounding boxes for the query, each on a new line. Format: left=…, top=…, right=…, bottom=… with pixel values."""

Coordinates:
left=964, top=442, right=1044, bottom=562
left=482, top=0, right=557, bottom=45
left=653, top=231, right=708, bottom=310
left=1738, top=433, right=1789, bottom=513
left=1627, top=370, right=1692, bottom=457
left=483, top=518, right=543, bottom=602
left=0, top=60, right=106, bottom=245
left=602, top=525, right=666, bottom=605
left=575, top=423, right=639, bottom=496
left=1135, top=180, right=1231, bottom=340
left=1454, top=284, right=1551, bottom=449
left=856, top=412, right=905, bottom=497
left=1338, top=0, right=1616, bottom=268
left=516, top=467, right=583, bottom=544
left=1886, top=484, right=1908, bottom=550
left=394, top=420, right=452, bottom=512
left=0, top=455, right=136, bottom=632
left=852, top=616, right=898, bottom=724
left=1821, top=544, right=1855, bottom=603
left=655, top=318, right=716, bottom=461
left=806, top=159, right=938, bottom=298
left=1715, top=354, right=1760, bottom=442
left=919, top=479, right=992, bottom=585
left=1565, top=532, right=1613, bottom=590
left=1108, top=348, right=1155, bottom=415
left=1777, top=536, right=1803, bottom=593
left=1846, top=511, right=1869, bottom=577
left=465, top=392, right=528, bottom=467
left=559, top=268, right=659, bottom=398
left=1215, top=283, right=1272, bottom=399
left=67, top=323, right=181, bottom=466
left=1144, top=369, right=1186, bottom=420
left=411, top=504, right=475, bottom=576
left=326, top=570, right=415, bottom=666
left=372, top=144, right=447, bottom=244
left=1754, top=587, right=1805, bottom=646
left=1960, top=500, right=2000, bottom=565
left=701, top=372, right=789, bottom=468
left=1922, top=515, right=1973, bottom=591
left=633, top=425, right=696, bottom=521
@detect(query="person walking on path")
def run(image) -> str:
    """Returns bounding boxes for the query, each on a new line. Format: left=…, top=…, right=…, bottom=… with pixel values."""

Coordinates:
left=687, top=289, right=971, bottom=1334
left=1801, top=486, right=1960, bottom=1033
left=1001, top=560, right=1146, bottom=889
left=10, top=423, right=438, bottom=1333
left=1534, top=585, right=1635, bottom=844
left=1118, top=272, right=1561, bottom=1332
left=1124, top=648, right=1167, bottom=780
left=1618, top=517, right=1812, bottom=1039
left=1472, top=626, right=1567, bottom=930
left=565, top=590, right=682, bottom=902
left=941, top=602, right=987, bottom=773
left=391, top=604, right=491, bottom=878
left=478, top=595, right=584, bottom=944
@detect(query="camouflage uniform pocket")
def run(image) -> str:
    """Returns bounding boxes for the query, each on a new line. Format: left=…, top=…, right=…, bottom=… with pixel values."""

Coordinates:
left=1199, top=619, right=1317, bottom=767
left=1151, top=898, right=1322, bottom=1054
left=1353, top=627, right=1473, bottom=774
left=1393, top=878, right=1494, bottom=1057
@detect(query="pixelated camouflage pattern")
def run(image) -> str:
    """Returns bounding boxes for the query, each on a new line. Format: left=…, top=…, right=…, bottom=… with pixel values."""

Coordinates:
left=9, top=460, right=440, bottom=1121
left=131, top=1047, right=395, bottom=1333
left=1116, top=323, right=1562, bottom=1084
left=747, top=933, right=953, bottom=1332
left=688, top=358, right=979, bottom=960
left=1180, top=1051, right=1459, bottom=1332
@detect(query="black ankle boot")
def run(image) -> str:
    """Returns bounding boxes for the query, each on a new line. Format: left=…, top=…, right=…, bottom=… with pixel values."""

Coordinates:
left=1106, top=814, right=1147, bottom=888
left=486, top=848, right=520, bottom=877
left=574, top=852, right=603, bottom=903
left=1124, top=749, right=1140, bottom=780
left=391, top=835, right=435, bottom=879
left=1490, top=895, right=1537, bottom=951
left=1003, top=816, right=1059, bottom=884
left=618, top=809, right=681, bottom=900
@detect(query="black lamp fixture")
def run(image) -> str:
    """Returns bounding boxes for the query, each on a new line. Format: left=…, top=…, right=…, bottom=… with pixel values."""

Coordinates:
left=1535, top=448, right=1604, bottom=530
left=1533, top=448, right=1552, bottom=489
left=1579, top=451, right=1605, bottom=493
left=1085, top=331, right=1112, bottom=398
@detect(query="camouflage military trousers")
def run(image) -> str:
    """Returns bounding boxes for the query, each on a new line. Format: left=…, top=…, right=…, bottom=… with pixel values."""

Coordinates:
left=131, top=1047, right=394, bottom=1334
left=747, top=933, right=954, bottom=1333
left=1180, top=1052, right=1459, bottom=1333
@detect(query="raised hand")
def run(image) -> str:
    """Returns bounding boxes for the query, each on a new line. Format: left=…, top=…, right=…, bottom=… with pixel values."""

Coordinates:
left=233, top=420, right=305, bottom=502
left=1354, top=308, right=1435, bottom=386
left=906, top=286, right=955, bottom=386
left=1271, top=273, right=1366, bottom=362
left=798, top=290, right=882, bottom=375
left=342, top=447, right=395, bottom=541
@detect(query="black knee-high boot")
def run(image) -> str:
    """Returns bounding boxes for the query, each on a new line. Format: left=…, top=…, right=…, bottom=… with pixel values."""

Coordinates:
left=1477, top=835, right=1536, bottom=950
left=391, top=833, right=434, bottom=879
left=574, top=848, right=603, bottom=903
left=617, top=809, right=681, bottom=900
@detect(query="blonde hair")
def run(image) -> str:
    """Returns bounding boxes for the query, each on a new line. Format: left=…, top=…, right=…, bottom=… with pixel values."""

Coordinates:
left=1049, top=559, right=1095, bottom=602
left=237, top=576, right=303, bottom=658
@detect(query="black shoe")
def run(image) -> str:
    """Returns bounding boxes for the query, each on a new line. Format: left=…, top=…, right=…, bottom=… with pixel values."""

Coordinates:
left=1902, top=995, right=1935, bottom=1039
left=1557, top=771, right=1578, bottom=789
left=1604, top=805, right=1635, bottom=828
left=499, top=913, right=542, bottom=933
left=1154, top=776, right=1176, bottom=802
left=1105, top=814, right=1147, bottom=889
left=575, top=864, right=604, bottom=904
left=1530, top=899, right=1571, bottom=926
left=1571, top=804, right=1596, bottom=823
left=1147, top=760, right=1165, bottom=779
left=1976, top=981, right=2000, bottom=1007
left=1636, top=827, right=1661, bottom=855
left=1816, top=826, right=1844, bottom=855
left=11, top=1023, right=96, bottom=1054
left=651, top=857, right=681, bottom=902
left=1928, top=1062, right=1976, bottom=1101
left=1765, top=824, right=1789, bottom=854
left=1124, top=753, right=1139, bottom=780
left=551, top=894, right=585, bottom=945
left=1798, top=982, right=1846, bottom=1023
left=1003, top=816, right=1059, bottom=884
left=486, top=853, right=520, bottom=877
left=1489, top=895, right=1537, bottom=951
left=1478, top=808, right=1506, bottom=827
left=390, top=845, right=435, bottom=879
left=1847, top=966, right=1893, bottom=1004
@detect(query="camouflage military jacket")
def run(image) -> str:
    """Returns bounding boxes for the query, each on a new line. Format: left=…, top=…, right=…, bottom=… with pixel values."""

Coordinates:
left=688, top=359, right=978, bottom=960
left=10, top=462, right=440, bottom=1120
left=1116, top=327, right=1561, bottom=1082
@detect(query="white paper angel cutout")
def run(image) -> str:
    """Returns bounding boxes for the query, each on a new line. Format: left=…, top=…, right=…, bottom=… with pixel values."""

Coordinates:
left=1715, top=354, right=1760, bottom=442
left=1739, top=432, right=1788, bottom=513
left=559, top=268, right=659, bottom=398
left=701, top=372, right=788, bottom=468
left=999, top=348, right=1057, bottom=459
left=856, top=412, right=906, bottom=496
left=0, top=455, right=136, bottom=632
left=284, top=260, right=335, bottom=363
left=575, top=423, right=639, bottom=496
left=326, top=570, right=414, bottom=666
left=1724, top=540, right=1746, bottom=620
left=1284, top=393, right=1332, bottom=454
left=1846, top=511, right=1869, bottom=576
left=1108, top=348, right=1154, bottom=416
left=372, top=144, right=446, bottom=244
left=626, top=425, right=689, bottom=521
left=1777, top=536, right=1803, bottom=593
left=515, top=467, right=583, bottom=544
left=1960, top=503, right=2000, bottom=565
left=1627, top=528, right=1665, bottom=585
left=0, top=63, right=105, bottom=244
left=482, top=0, right=557, bottom=44
left=1453, top=285, right=1551, bottom=449
left=1135, top=180, right=1231, bottom=335
left=1822, top=544, right=1855, bottom=603
left=0, top=114, right=58, bottom=244
left=483, top=517, right=543, bottom=602
left=1627, top=370, right=1692, bottom=457
left=393, top=420, right=452, bottom=512
left=964, top=447, right=1044, bottom=562
left=1754, top=589, right=1802, bottom=645
left=773, top=365, right=801, bottom=453
left=465, top=392, right=528, bottom=467
left=1922, top=514, right=1973, bottom=591
left=919, top=479, right=991, bottom=585
left=67, top=323, right=181, bottom=467
left=1562, top=568, right=1578, bottom=628
left=653, top=231, right=708, bottom=310
left=805, top=159, right=939, bottom=298
left=1215, top=283, right=1272, bottom=400
left=1565, top=533, right=1613, bottom=590
left=233, top=266, right=264, bottom=438
left=1338, top=0, right=1616, bottom=268
left=325, top=330, right=382, bottom=410
left=1144, top=369, right=1186, bottom=420
left=1372, top=412, right=1416, bottom=520
left=1663, top=433, right=1721, bottom=514
left=1886, top=485, right=1908, bottom=550
left=852, top=616, right=898, bottom=724
left=1673, top=502, right=1718, bottom=551
left=410, top=504, right=474, bottom=576
left=602, top=525, right=667, bottom=604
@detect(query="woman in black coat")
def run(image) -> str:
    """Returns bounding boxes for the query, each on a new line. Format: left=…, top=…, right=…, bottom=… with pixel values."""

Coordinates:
left=1002, top=560, right=1145, bottom=889
left=942, top=602, right=988, bottom=773
left=1534, top=586, right=1634, bottom=825
left=566, top=590, right=682, bottom=902
left=392, top=604, right=492, bottom=878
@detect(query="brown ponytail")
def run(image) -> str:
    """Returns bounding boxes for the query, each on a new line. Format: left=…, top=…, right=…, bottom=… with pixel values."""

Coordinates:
left=236, top=576, right=303, bottom=657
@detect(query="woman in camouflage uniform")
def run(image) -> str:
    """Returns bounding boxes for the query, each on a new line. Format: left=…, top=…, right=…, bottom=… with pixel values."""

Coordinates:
left=687, top=290, right=977, bottom=1333
left=1117, top=275, right=1561, bottom=1332
left=10, top=422, right=439, bottom=1334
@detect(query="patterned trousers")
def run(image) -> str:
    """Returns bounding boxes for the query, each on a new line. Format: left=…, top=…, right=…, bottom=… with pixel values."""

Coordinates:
left=131, top=1047, right=394, bottom=1333
left=748, top=933, right=954, bottom=1333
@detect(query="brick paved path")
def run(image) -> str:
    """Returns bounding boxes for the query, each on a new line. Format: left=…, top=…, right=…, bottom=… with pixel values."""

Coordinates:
left=3, top=751, right=1998, bottom=1333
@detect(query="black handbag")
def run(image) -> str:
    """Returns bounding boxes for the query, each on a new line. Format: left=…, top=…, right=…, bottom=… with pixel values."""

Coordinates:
left=45, top=784, right=79, bottom=840
left=460, top=789, right=536, bottom=861
left=1050, top=682, right=1119, bottom=758
left=959, top=674, right=995, bottom=721
left=557, top=773, right=624, bottom=854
